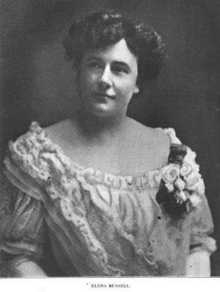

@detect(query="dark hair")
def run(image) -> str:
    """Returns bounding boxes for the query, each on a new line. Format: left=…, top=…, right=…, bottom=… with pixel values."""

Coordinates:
left=63, top=11, right=166, bottom=86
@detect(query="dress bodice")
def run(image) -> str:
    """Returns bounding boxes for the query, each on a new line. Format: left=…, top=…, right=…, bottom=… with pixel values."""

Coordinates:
left=1, top=122, right=216, bottom=276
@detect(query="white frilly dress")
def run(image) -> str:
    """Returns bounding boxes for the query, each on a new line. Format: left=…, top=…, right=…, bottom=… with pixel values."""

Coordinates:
left=0, top=122, right=216, bottom=276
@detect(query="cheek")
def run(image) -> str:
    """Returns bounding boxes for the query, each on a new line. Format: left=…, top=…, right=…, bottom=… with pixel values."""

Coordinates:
left=84, top=72, right=99, bottom=86
left=80, top=72, right=94, bottom=90
left=118, top=80, right=137, bottom=97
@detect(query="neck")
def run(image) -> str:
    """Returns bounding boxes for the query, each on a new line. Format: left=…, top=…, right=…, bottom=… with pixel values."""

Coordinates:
left=75, top=109, right=128, bottom=141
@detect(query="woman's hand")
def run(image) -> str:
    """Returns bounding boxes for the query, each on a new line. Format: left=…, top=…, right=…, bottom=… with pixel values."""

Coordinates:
left=186, top=250, right=211, bottom=277
left=8, top=260, right=48, bottom=278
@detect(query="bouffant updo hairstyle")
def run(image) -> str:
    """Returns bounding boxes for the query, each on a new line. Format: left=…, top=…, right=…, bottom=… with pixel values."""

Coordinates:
left=63, top=11, right=166, bottom=87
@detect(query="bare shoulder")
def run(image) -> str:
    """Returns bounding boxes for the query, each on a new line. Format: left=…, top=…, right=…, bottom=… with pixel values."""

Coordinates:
left=127, top=118, right=170, bottom=148
left=44, top=118, right=78, bottom=147
left=126, top=118, right=171, bottom=167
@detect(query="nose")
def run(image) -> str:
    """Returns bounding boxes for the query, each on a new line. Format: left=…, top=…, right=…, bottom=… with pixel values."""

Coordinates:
left=98, top=66, right=112, bottom=89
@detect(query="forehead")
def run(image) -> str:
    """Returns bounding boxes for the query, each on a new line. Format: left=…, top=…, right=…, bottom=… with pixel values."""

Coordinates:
left=82, top=39, right=138, bottom=66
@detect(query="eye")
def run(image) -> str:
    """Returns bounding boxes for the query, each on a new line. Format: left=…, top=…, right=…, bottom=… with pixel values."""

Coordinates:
left=111, top=65, right=129, bottom=75
left=87, top=61, right=102, bottom=70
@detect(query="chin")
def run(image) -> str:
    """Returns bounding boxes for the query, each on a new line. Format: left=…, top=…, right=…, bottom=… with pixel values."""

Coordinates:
left=86, top=105, right=115, bottom=118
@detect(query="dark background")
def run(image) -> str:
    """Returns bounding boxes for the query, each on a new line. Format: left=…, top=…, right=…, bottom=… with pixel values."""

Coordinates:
left=1, top=0, right=220, bottom=276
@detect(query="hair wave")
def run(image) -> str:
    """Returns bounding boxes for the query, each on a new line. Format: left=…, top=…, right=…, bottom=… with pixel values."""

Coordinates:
left=63, top=11, right=166, bottom=86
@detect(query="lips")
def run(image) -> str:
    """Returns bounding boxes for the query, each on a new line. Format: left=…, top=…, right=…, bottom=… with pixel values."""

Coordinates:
left=93, top=92, right=115, bottom=99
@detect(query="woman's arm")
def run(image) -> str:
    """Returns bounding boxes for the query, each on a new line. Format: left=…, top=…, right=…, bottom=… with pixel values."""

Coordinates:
left=1, top=128, right=51, bottom=278
left=0, top=185, right=47, bottom=278
left=1, top=257, right=48, bottom=277
left=6, top=260, right=48, bottom=278
left=186, top=250, right=211, bottom=277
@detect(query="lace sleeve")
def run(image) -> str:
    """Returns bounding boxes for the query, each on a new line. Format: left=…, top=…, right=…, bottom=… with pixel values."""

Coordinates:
left=0, top=178, right=45, bottom=277
left=181, top=147, right=216, bottom=254
left=160, top=129, right=216, bottom=255
left=189, top=190, right=216, bottom=254
left=0, top=125, right=48, bottom=277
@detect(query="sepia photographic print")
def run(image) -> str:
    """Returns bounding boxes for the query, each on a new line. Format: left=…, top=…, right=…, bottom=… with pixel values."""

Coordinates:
left=0, top=0, right=220, bottom=290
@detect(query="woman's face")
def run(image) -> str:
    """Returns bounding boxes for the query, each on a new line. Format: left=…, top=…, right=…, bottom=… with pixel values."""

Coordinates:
left=77, top=39, right=139, bottom=118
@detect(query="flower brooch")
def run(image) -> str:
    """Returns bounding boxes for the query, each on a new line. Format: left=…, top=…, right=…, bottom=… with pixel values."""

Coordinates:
left=161, top=147, right=204, bottom=211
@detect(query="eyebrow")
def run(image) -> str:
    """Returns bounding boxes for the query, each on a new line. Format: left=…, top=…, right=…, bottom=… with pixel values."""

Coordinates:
left=86, top=57, right=132, bottom=72
left=87, top=56, right=102, bottom=62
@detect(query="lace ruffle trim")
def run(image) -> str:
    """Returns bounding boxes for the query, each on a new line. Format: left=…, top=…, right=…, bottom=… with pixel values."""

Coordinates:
left=8, top=122, right=181, bottom=191
left=7, top=122, right=205, bottom=205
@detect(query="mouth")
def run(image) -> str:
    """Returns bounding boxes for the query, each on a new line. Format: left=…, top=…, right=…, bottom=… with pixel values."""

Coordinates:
left=93, top=92, right=115, bottom=99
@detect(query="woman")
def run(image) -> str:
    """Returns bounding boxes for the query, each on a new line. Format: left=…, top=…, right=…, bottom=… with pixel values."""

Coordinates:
left=0, top=11, right=216, bottom=277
